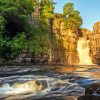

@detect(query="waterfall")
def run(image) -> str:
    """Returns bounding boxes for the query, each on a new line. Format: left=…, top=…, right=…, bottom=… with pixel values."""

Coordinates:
left=77, top=37, right=93, bottom=65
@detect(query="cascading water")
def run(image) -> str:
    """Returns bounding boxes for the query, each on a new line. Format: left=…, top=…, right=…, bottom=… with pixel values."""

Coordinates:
left=0, top=67, right=100, bottom=99
left=77, top=37, right=93, bottom=65
left=0, top=75, right=84, bottom=99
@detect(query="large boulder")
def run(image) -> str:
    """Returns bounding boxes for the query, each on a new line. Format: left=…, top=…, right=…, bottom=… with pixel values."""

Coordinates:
left=78, top=83, right=100, bottom=100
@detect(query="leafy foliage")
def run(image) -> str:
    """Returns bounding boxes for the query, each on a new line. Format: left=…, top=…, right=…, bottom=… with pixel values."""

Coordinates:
left=63, top=3, right=82, bottom=31
left=0, top=0, right=33, bottom=60
left=0, top=33, right=26, bottom=60
left=63, top=3, right=74, bottom=15
left=0, top=16, right=5, bottom=35
left=26, top=29, right=50, bottom=55
left=0, top=0, right=33, bottom=38
left=40, top=0, right=55, bottom=19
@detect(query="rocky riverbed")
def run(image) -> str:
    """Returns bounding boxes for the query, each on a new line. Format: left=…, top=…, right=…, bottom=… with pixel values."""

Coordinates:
left=0, top=65, right=99, bottom=100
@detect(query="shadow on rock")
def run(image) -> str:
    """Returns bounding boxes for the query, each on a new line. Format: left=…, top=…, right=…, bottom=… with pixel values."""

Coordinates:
left=78, top=82, right=100, bottom=100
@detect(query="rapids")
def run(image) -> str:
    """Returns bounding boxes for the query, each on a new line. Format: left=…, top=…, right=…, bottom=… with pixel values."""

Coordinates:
left=0, top=65, right=99, bottom=100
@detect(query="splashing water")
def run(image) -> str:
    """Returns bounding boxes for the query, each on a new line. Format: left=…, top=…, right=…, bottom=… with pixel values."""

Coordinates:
left=0, top=75, right=84, bottom=98
left=0, top=80, right=45, bottom=95
left=77, top=37, right=93, bottom=65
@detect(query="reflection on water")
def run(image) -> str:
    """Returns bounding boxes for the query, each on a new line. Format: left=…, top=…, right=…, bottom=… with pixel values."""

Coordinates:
left=50, top=65, right=100, bottom=79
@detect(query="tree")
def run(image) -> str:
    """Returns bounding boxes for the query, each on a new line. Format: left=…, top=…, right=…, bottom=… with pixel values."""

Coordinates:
left=40, top=0, right=55, bottom=19
left=0, top=16, right=5, bottom=36
left=63, top=3, right=82, bottom=31
left=0, top=33, right=26, bottom=60
left=26, top=29, right=50, bottom=55
left=0, top=0, right=34, bottom=61
left=63, top=3, right=74, bottom=15
left=0, top=0, right=33, bottom=38
left=29, top=0, right=55, bottom=56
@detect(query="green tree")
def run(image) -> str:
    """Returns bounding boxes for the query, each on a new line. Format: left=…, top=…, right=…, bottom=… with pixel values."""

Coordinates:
left=0, top=33, right=26, bottom=60
left=0, top=0, right=34, bottom=61
left=63, top=3, right=74, bottom=15
left=40, top=0, right=55, bottom=19
left=63, top=3, right=82, bottom=31
left=28, top=0, right=55, bottom=56
left=0, top=16, right=5, bottom=36
left=26, top=29, right=50, bottom=55
left=0, top=0, right=33, bottom=38
left=0, top=0, right=56, bottom=62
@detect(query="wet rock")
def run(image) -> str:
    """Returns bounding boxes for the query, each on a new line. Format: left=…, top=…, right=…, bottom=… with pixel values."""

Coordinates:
left=22, top=96, right=77, bottom=100
left=85, top=82, right=100, bottom=95
left=78, top=82, right=100, bottom=100
left=78, top=95, right=100, bottom=100
left=0, top=96, right=77, bottom=100
left=36, top=96, right=77, bottom=100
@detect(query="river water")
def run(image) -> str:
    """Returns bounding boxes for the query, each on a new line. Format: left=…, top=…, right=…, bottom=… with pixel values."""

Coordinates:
left=0, top=65, right=100, bottom=100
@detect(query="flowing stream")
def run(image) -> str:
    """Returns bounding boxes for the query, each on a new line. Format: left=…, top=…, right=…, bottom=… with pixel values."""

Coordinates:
left=0, top=65, right=100, bottom=100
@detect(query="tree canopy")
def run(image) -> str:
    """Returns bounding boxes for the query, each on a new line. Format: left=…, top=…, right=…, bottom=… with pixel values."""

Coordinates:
left=0, top=0, right=55, bottom=61
left=0, top=0, right=34, bottom=60
left=63, top=3, right=82, bottom=31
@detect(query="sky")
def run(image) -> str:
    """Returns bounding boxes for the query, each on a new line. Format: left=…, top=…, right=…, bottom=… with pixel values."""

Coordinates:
left=54, top=0, right=100, bottom=31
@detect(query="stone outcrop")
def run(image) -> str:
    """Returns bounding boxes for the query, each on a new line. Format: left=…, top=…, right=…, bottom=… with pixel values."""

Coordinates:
left=52, top=14, right=78, bottom=64
left=52, top=15, right=100, bottom=65
left=91, top=22, right=100, bottom=64
left=78, top=83, right=100, bottom=100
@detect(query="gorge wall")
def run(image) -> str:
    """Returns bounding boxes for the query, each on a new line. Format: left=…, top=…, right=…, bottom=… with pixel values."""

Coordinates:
left=52, top=14, right=78, bottom=64
left=2, top=16, right=99, bottom=65
left=91, top=22, right=100, bottom=64
left=52, top=14, right=100, bottom=65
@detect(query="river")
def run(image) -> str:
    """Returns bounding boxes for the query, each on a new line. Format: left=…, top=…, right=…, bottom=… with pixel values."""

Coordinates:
left=0, top=65, right=99, bottom=100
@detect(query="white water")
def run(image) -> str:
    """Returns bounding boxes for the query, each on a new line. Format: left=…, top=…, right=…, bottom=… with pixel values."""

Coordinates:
left=0, top=75, right=84, bottom=98
left=0, top=80, right=44, bottom=95
left=77, top=37, right=93, bottom=65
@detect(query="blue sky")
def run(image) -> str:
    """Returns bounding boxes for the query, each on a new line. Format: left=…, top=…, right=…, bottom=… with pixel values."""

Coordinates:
left=54, top=0, right=100, bottom=31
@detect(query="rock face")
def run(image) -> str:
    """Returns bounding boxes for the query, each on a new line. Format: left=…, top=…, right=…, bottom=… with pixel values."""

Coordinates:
left=52, top=14, right=78, bottom=64
left=52, top=19, right=100, bottom=65
left=3, top=17, right=99, bottom=65
left=52, top=15, right=100, bottom=65
left=76, top=25, right=100, bottom=65
left=78, top=83, right=100, bottom=100
left=92, top=22, right=100, bottom=64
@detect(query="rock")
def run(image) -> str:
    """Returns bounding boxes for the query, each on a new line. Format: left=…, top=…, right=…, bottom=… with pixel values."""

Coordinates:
left=1, top=96, right=77, bottom=100
left=78, top=95, right=100, bottom=100
left=78, top=82, right=100, bottom=100
left=92, top=22, right=100, bottom=64
left=85, top=82, right=100, bottom=95
left=23, top=96, right=77, bottom=100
